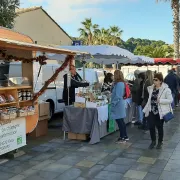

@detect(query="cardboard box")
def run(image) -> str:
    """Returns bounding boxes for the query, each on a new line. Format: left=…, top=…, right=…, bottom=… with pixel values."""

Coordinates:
left=39, top=102, right=50, bottom=117
left=29, top=119, right=48, bottom=138
left=68, top=132, right=88, bottom=140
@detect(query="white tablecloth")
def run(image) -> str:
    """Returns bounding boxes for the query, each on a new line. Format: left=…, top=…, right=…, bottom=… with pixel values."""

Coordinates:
left=97, top=105, right=108, bottom=125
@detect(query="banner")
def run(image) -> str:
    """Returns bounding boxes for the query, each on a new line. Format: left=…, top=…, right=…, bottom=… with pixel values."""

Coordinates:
left=0, top=118, right=26, bottom=156
left=108, top=104, right=115, bottom=132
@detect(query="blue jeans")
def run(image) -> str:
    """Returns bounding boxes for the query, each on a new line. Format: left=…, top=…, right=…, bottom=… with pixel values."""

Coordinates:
left=138, top=106, right=143, bottom=123
left=116, top=119, right=128, bottom=139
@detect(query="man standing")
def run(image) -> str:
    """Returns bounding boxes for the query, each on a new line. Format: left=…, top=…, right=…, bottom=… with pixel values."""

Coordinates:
left=63, top=65, right=89, bottom=105
left=164, top=69, right=178, bottom=108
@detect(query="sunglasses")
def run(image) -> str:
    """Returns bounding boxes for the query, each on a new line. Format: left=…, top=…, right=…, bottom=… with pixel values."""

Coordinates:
left=153, top=78, right=159, bottom=81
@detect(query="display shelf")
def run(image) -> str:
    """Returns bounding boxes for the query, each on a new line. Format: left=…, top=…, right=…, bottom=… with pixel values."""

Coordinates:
left=0, top=102, right=17, bottom=107
left=0, top=86, right=32, bottom=91
left=19, top=100, right=32, bottom=103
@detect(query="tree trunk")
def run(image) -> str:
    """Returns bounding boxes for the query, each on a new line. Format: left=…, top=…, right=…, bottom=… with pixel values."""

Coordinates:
left=172, top=0, right=179, bottom=59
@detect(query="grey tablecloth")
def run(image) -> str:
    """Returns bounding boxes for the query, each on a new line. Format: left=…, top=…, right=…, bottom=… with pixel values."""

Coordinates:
left=63, top=101, right=134, bottom=144
left=63, top=107, right=100, bottom=144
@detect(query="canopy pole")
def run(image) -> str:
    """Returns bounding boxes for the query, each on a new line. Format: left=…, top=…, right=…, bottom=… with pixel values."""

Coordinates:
left=82, top=55, right=86, bottom=81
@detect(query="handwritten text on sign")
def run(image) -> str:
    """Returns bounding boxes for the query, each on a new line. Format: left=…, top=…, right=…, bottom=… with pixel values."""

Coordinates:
left=0, top=118, right=26, bottom=156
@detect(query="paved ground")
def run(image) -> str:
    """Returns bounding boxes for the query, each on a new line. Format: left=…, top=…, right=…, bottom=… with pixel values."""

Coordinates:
left=1, top=110, right=180, bottom=180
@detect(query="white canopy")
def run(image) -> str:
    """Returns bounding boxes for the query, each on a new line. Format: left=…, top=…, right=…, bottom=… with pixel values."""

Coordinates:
left=37, top=45, right=135, bottom=65
left=132, top=55, right=154, bottom=64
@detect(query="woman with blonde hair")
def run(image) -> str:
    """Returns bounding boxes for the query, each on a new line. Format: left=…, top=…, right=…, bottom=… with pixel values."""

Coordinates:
left=111, top=70, right=128, bottom=143
left=140, top=70, right=154, bottom=131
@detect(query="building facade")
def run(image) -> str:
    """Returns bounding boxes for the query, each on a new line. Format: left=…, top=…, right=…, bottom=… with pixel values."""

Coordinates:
left=14, top=7, right=72, bottom=46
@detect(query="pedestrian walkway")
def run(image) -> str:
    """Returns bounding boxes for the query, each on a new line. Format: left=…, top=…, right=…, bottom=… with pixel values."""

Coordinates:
left=1, top=111, right=180, bottom=180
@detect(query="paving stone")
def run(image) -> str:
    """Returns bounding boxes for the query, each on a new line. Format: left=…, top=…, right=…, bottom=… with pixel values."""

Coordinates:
left=41, top=142, right=62, bottom=148
left=76, top=160, right=96, bottom=168
left=31, top=153, right=54, bottom=161
left=131, top=162, right=152, bottom=172
left=78, top=147, right=101, bottom=153
left=95, top=170, right=123, bottom=180
left=104, top=164, right=130, bottom=173
left=152, top=159, right=167, bottom=169
left=76, top=177, right=87, bottom=180
left=124, top=170, right=147, bottom=180
left=83, top=165, right=104, bottom=178
left=43, top=163, right=71, bottom=173
left=143, top=173, right=160, bottom=180
left=16, top=155, right=33, bottom=162
left=148, top=167, right=163, bottom=174
left=86, top=152, right=108, bottom=163
left=110, top=149, right=124, bottom=156
left=21, top=168, right=38, bottom=177
left=125, top=148, right=144, bottom=155
left=31, top=145, right=51, bottom=152
left=9, top=174, right=26, bottom=180
left=33, top=170, right=60, bottom=180
left=97, top=155, right=117, bottom=165
left=131, top=143, right=149, bottom=150
left=113, top=157, right=136, bottom=166
left=57, top=155, right=85, bottom=166
left=158, top=152, right=172, bottom=160
left=4, top=160, right=21, bottom=167
left=54, top=168, right=82, bottom=180
left=0, top=171, right=15, bottom=180
left=0, top=159, right=8, bottom=165
left=121, top=153, right=141, bottom=160
left=159, top=170, right=180, bottom=180
left=137, top=156, right=156, bottom=164
left=31, top=160, right=55, bottom=170
left=164, top=163, right=180, bottom=172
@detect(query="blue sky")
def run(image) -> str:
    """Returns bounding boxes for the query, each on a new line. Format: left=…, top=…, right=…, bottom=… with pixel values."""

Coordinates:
left=21, top=0, right=173, bottom=44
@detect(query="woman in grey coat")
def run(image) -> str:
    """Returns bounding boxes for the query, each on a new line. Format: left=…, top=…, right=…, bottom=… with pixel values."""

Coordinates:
left=111, top=70, right=128, bottom=143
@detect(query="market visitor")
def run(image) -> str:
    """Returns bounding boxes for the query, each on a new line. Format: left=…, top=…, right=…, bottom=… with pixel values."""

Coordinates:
left=143, top=73, right=173, bottom=149
left=101, top=73, right=113, bottom=93
left=140, top=70, right=154, bottom=131
left=164, top=69, right=178, bottom=109
left=63, top=64, right=89, bottom=105
left=131, top=70, right=143, bottom=126
left=111, top=70, right=129, bottom=143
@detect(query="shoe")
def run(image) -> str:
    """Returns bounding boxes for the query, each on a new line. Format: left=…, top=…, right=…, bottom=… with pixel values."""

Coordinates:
left=149, top=141, right=156, bottom=149
left=156, top=142, right=163, bottom=149
left=115, top=138, right=126, bottom=144
left=134, top=121, right=141, bottom=126
left=124, top=137, right=129, bottom=141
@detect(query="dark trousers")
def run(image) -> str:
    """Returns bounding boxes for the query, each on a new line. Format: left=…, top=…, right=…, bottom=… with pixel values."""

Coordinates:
left=116, top=119, right=128, bottom=138
left=148, top=112, right=164, bottom=143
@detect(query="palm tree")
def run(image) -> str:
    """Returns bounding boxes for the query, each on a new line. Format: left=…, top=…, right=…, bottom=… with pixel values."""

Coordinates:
left=110, top=26, right=123, bottom=46
left=156, top=0, right=179, bottom=59
left=78, top=18, right=99, bottom=45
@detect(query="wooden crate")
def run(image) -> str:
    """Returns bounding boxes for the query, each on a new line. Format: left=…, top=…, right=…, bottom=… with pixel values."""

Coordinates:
left=68, top=132, right=88, bottom=140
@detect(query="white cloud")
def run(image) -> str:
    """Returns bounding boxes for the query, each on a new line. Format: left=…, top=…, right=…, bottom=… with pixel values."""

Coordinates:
left=20, top=0, right=117, bottom=23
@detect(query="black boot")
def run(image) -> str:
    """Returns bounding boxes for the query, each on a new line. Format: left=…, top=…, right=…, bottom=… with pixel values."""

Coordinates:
left=149, top=141, right=156, bottom=149
left=156, top=142, right=163, bottom=149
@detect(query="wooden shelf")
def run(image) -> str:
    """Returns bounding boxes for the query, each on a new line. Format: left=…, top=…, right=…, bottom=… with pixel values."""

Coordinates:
left=19, top=100, right=32, bottom=103
left=0, top=102, right=17, bottom=107
left=0, top=86, right=32, bottom=91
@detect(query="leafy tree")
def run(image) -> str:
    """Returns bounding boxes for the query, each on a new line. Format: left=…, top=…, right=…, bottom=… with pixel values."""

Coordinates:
left=156, top=0, right=179, bottom=59
left=0, top=0, right=20, bottom=28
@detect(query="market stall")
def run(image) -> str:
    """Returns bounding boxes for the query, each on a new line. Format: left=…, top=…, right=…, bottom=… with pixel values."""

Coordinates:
left=0, top=29, right=87, bottom=156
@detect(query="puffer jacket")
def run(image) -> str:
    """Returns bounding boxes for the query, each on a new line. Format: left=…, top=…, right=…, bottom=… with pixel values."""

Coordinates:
left=143, top=83, right=173, bottom=119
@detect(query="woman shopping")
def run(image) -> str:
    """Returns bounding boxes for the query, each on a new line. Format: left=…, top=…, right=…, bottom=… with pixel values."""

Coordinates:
left=111, top=70, right=128, bottom=143
left=143, top=73, right=173, bottom=149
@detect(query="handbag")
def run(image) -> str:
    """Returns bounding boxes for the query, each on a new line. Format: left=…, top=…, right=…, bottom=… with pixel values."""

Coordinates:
left=159, top=88, right=174, bottom=123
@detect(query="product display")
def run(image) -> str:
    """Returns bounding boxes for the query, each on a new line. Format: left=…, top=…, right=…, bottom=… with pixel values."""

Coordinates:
left=75, top=87, right=108, bottom=108
left=0, top=94, right=15, bottom=104
left=18, top=89, right=33, bottom=101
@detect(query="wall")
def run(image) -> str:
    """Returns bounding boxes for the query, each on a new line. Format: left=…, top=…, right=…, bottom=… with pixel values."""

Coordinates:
left=14, top=9, right=72, bottom=46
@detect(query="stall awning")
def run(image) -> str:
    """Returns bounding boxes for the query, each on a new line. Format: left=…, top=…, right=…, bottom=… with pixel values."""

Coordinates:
left=154, top=58, right=180, bottom=65
left=0, top=38, right=89, bottom=55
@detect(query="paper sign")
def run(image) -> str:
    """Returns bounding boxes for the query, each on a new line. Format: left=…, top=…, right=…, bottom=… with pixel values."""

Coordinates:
left=0, top=118, right=26, bottom=156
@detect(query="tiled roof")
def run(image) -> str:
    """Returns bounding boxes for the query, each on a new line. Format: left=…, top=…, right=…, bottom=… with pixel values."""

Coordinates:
left=0, top=26, right=33, bottom=43
left=16, top=6, right=42, bottom=14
